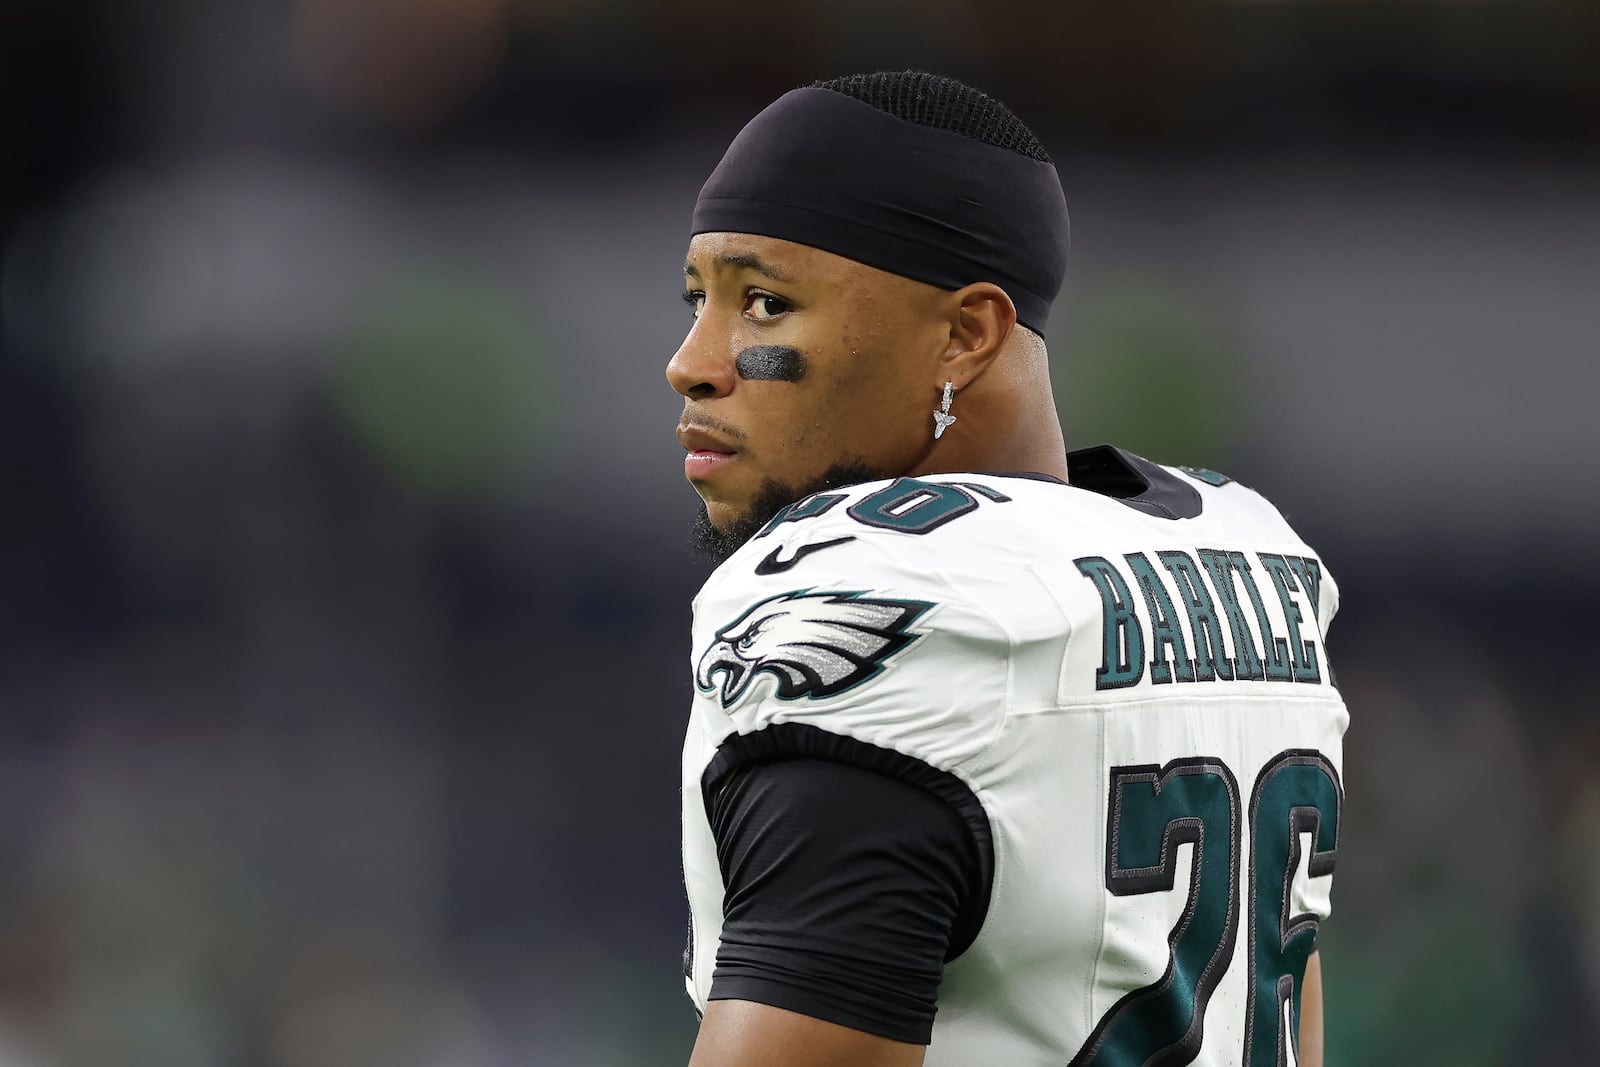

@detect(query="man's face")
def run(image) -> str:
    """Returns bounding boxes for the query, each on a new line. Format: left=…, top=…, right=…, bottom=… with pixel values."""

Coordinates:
left=668, top=233, right=948, bottom=545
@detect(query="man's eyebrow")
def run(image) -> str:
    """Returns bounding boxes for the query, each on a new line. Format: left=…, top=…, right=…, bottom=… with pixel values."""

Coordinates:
left=682, top=253, right=797, bottom=285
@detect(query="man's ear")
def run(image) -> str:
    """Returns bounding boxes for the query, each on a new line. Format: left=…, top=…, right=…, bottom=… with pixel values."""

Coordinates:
left=938, top=282, right=1017, bottom=389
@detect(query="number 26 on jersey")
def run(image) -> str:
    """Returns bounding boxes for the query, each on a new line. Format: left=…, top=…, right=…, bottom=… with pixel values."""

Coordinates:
left=1072, top=749, right=1340, bottom=1067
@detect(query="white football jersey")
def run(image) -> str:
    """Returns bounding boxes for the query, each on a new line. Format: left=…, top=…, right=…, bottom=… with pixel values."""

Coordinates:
left=682, top=450, right=1348, bottom=1066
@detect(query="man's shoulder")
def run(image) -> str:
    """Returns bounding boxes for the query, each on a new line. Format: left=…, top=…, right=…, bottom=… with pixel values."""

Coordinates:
left=691, top=475, right=1024, bottom=686
left=691, top=474, right=1066, bottom=650
left=688, top=476, right=1036, bottom=770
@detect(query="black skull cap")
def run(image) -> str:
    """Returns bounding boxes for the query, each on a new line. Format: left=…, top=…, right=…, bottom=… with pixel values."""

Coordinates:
left=691, top=84, right=1069, bottom=333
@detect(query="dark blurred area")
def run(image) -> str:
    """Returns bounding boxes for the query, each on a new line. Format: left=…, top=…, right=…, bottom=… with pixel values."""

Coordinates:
left=2, top=2, right=1597, bottom=1064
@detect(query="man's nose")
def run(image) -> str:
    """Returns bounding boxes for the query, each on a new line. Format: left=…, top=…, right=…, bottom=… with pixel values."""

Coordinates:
left=666, top=320, right=736, bottom=400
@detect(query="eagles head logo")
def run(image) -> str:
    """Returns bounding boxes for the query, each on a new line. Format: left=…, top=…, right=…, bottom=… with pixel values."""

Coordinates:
left=695, top=589, right=934, bottom=710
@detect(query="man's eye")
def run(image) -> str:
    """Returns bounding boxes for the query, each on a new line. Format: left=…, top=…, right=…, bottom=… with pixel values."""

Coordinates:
left=746, top=294, right=790, bottom=321
left=682, top=291, right=705, bottom=318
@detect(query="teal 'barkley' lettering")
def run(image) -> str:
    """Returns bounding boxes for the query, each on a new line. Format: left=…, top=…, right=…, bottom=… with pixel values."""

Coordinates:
left=1198, top=550, right=1264, bottom=681
left=1158, top=550, right=1233, bottom=682
left=1286, top=556, right=1336, bottom=687
left=1259, top=555, right=1321, bottom=683
left=1075, top=556, right=1145, bottom=690
left=1125, top=552, right=1195, bottom=684
left=1079, top=551, right=1332, bottom=691
left=1286, top=556, right=1324, bottom=623
left=1231, top=553, right=1293, bottom=682
left=756, top=491, right=846, bottom=538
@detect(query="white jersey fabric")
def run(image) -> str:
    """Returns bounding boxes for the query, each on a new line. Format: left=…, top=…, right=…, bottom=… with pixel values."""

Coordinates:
left=682, top=452, right=1348, bottom=1066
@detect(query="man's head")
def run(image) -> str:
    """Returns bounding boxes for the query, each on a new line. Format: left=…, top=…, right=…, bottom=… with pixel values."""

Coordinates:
left=668, top=72, right=1071, bottom=560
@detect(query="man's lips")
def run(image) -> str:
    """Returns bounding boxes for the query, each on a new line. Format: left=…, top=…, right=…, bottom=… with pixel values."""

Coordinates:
left=678, top=423, right=741, bottom=480
left=677, top=425, right=738, bottom=455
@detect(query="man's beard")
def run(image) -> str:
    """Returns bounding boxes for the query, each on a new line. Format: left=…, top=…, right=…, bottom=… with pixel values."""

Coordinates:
left=689, top=461, right=882, bottom=565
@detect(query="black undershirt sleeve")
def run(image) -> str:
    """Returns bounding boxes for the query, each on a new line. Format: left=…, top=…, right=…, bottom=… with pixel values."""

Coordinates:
left=706, top=756, right=985, bottom=1045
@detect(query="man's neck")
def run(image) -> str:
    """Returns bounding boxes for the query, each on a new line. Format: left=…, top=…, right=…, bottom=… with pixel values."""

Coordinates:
left=909, top=402, right=1070, bottom=482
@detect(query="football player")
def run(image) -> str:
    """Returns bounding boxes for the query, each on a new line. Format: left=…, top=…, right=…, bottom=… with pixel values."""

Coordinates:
left=670, top=71, right=1345, bottom=1067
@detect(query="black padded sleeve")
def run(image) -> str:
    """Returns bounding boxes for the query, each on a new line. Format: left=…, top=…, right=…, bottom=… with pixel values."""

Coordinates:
left=705, top=755, right=984, bottom=1045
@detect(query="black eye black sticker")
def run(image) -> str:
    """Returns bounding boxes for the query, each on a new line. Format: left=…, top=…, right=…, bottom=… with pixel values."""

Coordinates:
left=735, top=345, right=807, bottom=382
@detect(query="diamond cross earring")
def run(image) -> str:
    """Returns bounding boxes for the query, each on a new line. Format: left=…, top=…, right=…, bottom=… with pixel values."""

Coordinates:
left=933, top=381, right=957, bottom=440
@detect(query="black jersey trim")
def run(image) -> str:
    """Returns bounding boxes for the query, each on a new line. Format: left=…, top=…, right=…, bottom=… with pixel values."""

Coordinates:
left=701, top=721, right=995, bottom=961
left=973, top=447, right=1208, bottom=519
left=1066, top=445, right=1204, bottom=520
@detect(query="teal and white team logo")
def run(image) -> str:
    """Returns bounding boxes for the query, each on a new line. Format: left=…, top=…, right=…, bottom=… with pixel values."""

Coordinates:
left=696, top=589, right=933, bottom=710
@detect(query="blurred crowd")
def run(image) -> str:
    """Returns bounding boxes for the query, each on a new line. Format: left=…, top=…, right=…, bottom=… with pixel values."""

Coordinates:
left=2, top=2, right=1598, bottom=1064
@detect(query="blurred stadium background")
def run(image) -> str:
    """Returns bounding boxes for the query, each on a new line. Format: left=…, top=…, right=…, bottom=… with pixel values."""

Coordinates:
left=2, top=1, right=1597, bottom=1064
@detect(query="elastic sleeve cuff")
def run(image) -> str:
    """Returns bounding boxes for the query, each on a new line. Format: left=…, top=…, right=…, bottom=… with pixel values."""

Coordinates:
left=708, top=975, right=933, bottom=1046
